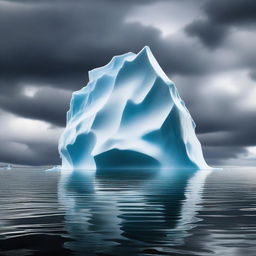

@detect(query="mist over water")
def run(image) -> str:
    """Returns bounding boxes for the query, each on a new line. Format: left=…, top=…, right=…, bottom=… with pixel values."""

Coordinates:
left=0, top=167, right=256, bottom=255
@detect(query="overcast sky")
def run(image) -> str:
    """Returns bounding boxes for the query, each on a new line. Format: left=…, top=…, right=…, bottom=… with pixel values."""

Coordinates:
left=0, top=0, right=256, bottom=167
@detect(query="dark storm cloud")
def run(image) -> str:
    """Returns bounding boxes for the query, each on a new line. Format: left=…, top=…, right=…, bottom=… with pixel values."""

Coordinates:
left=0, top=0, right=172, bottom=86
left=0, top=87, right=71, bottom=126
left=0, top=140, right=59, bottom=166
left=0, top=1, right=128, bottom=86
left=185, top=20, right=227, bottom=49
left=192, top=99, right=256, bottom=137
left=25, top=141, right=60, bottom=165
left=205, top=0, right=256, bottom=25
left=0, top=0, right=208, bottom=86
left=193, top=107, right=256, bottom=163
left=203, top=146, right=248, bottom=165
left=249, top=70, right=256, bottom=81
left=198, top=123, right=256, bottom=148
left=185, top=0, right=256, bottom=48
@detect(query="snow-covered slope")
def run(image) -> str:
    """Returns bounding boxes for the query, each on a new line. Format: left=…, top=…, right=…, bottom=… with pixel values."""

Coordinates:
left=59, top=46, right=210, bottom=170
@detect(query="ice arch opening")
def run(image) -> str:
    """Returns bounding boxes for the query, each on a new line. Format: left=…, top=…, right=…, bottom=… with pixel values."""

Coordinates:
left=95, top=149, right=161, bottom=170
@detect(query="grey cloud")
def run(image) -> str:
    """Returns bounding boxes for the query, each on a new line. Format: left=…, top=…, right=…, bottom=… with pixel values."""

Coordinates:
left=0, top=87, right=71, bottom=126
left=0, top=2, right=127, bottom=83
left=249, top=70, right=256, bottom=81
left=0, top=140, right=59, bottom=166
left=185, top=0, right=256, bottom=48
left=205, top=0, right=256, bottom=25
left=203, top=146, right=248, bottom=166
left=0, top=2, right=208, bottom=86
left=25, top=141, right=60, bottom=165
left=185, top=20, right=227, bottom=49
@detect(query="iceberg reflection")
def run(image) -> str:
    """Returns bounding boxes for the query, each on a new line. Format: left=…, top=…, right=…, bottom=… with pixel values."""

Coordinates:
left=58, top=168, right=212, bottom=255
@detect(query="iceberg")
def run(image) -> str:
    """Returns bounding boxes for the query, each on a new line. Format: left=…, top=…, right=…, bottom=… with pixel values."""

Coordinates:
left=59, top=46, right=210, bottom=171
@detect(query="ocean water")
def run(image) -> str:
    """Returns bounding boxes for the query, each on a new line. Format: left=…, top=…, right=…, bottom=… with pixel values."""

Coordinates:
left=0, top=167, right=256, bottom=256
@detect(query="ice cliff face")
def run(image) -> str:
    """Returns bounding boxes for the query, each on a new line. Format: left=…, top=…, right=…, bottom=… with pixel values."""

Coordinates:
left=59, top=46, right=209, bottom=170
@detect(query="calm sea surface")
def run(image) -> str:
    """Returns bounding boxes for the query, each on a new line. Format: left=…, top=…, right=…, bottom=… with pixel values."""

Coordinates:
left=0, top=167, right=256, bottom=256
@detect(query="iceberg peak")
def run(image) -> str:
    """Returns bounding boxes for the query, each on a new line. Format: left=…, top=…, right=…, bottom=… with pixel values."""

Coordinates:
left=59, top=46, right=210, bottom=171
left=136, top=46, right=170, bottom=83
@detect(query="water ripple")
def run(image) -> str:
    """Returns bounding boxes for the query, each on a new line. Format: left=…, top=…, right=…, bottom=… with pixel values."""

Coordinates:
left=0, top=168, right=256, bottom=255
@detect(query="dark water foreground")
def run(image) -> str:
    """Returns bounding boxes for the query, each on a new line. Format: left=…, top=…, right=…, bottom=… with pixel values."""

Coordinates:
left=0, top=167, right=256, bottom=256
